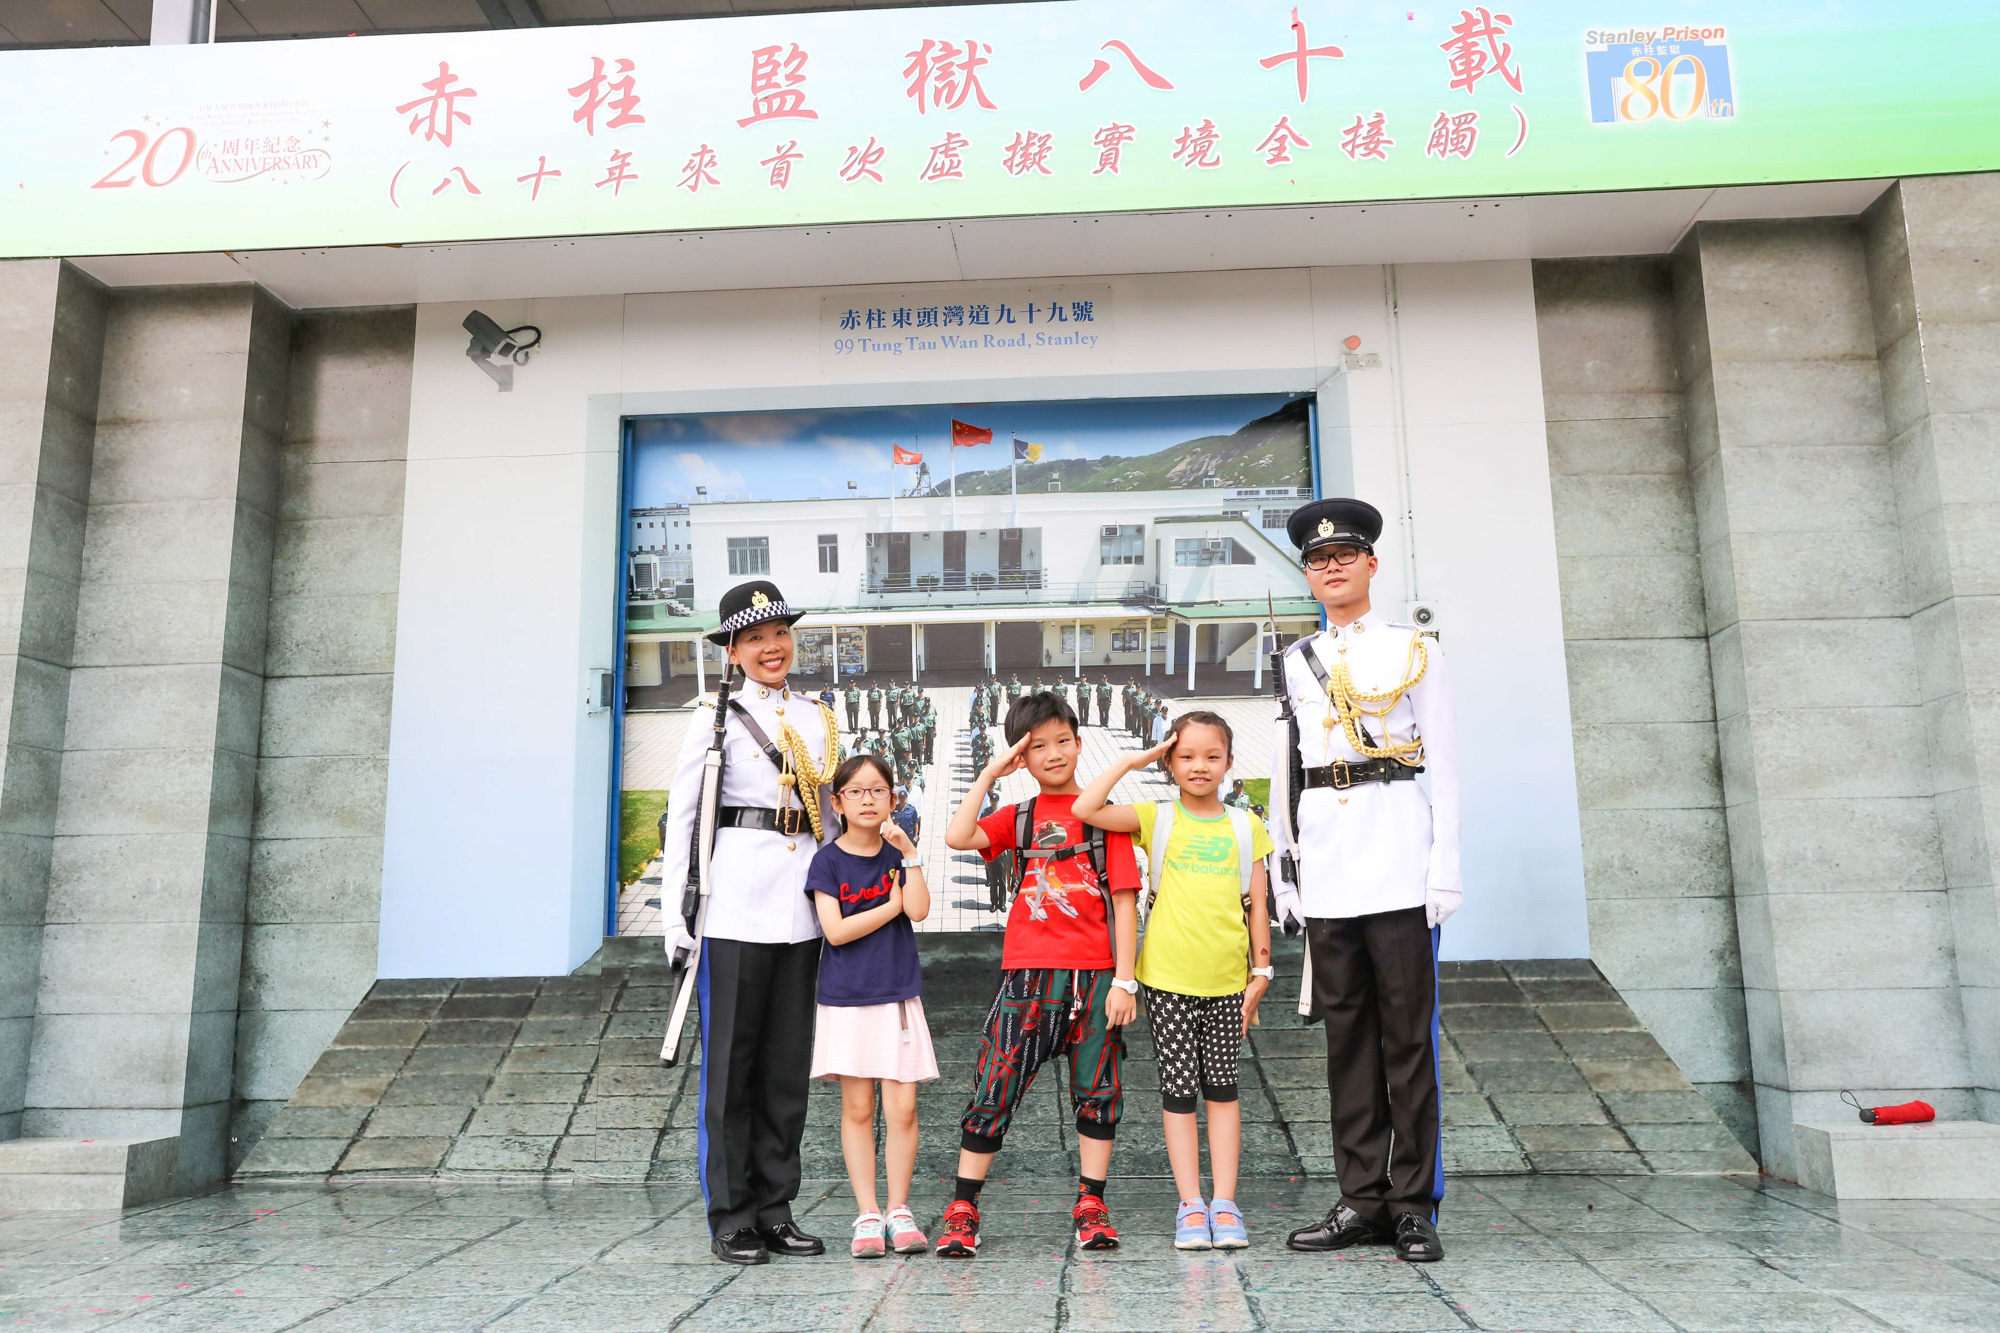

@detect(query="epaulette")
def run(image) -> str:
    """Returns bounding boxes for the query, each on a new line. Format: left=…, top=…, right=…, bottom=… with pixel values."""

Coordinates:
left=1385, top=622, right=1416, bottom=631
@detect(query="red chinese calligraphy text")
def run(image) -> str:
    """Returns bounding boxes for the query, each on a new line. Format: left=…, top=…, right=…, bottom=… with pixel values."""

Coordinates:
left=570, top=57, right=645, bottom=135
left=396, top=62, right=477, bottom=149
left=903, top=40, right=996, bottom=114
left=1340, top=112, right=1394, bottom=161
left=1441, top=8, right=1523, bottom=95
left=1259, top=7, right=1343, bottom=103
left=1171, top=119, right=1222, bottom=170
left=1426, top=110, right=1479, bottom=159
left=1078, top=40, right=1174, bottom=92
left=738, top=44, right=817, bottom=127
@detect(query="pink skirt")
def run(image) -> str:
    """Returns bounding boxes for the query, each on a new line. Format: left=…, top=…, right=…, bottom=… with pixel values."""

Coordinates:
left=809, top=996, right=940, bottom=1083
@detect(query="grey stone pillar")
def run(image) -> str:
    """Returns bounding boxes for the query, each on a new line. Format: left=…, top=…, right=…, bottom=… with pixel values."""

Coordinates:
left=1862, top=176, right=2000, bottom=1119
left=0, top=261, right=105, bottom=1141
left=24, top=286, right=290, bottom=1190
left=231, top=308, right=413, bottom=1168
left=1533, top=257, right=1755, bottom=1154
left=1674, top=219, right=1971, bottom=1178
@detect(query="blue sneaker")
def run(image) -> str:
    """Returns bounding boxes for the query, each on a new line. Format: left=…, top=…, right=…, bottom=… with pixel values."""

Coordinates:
left=1174, top=1198, right=1212, bottom=1250
left=1209, top=1198, right=1249, bottom=1249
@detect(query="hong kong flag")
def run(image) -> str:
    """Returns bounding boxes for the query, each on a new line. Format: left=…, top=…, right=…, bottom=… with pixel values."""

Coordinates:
left=950, top=419, right=993, bottom=447
left=893, top=445, right=922, bottom=465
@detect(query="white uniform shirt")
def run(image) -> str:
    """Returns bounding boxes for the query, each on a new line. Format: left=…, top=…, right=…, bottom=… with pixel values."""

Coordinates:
left=658, top=682, right=835, bottom=946
left=1269, top=613, right=1461, bottom=920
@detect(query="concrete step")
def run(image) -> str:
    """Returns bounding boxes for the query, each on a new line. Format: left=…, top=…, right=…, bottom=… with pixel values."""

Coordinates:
left=0, top=1136, right=178, bottom=1210
left=1795, top=1119, right=2000, bottom=1199
left=236, top=937, right=1760, bottom=1183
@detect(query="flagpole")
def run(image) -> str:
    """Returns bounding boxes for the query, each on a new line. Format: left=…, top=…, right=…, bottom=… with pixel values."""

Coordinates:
left=890, top=441, right=898, bottom=534
left=950, top=428, right=958, bottom=529
left=1010, top=430, right=1018, bottom=527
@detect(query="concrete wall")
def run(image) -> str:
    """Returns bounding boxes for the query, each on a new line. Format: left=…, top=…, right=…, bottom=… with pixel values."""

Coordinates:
left=25, top=286, right=290, bottom=1189
left=1863, top=177, right=2000, bottom=1120
left=1532, top=257, right=1755, bottom=1154
left=2, top=287, right=414, bottom=1183
left=230, top=308, right=414, bottom=1168
left=0, top=261, right=105, bottom=1141
left=1675, top=217, right=1975, bottom=1177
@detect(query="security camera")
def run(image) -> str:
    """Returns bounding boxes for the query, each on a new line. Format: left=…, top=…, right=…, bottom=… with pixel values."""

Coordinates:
left=463, top=311, right=541, bottom=392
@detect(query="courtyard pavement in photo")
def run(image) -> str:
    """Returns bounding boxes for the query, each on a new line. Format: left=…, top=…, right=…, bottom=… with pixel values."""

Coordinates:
left=3, top=1173, right=1996, bottom=1331
left=619, top=684, right=1283, bottom=936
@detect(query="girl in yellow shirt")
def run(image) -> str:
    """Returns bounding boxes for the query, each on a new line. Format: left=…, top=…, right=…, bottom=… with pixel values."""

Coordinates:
left=1074, top=711, right=1274, bottom=1251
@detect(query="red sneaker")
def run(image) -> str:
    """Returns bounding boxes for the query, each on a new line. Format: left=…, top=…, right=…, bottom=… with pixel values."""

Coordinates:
left=1072, top=1193, right=1120, bottom=1250
left=935, top=1200, right=981, bottom=1258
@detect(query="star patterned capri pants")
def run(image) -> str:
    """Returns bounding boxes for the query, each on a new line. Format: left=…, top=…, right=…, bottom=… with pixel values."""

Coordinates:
left=1145, top=987, right=1244, bottom=1114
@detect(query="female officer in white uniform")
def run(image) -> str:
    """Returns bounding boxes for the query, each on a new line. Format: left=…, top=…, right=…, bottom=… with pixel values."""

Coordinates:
left=662, top=579, right=841, bottom=1265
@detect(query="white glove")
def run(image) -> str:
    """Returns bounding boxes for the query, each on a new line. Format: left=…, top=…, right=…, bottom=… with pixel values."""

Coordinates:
left=1272, top=881, right=1306, bottom=936
left=1425, top=885, right=1462, bottom=929
left=663, top=917, right=697, bottom=966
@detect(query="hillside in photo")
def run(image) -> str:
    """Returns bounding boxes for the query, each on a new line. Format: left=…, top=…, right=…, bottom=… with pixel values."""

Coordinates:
left=920, top=397, right=1310, bottom=496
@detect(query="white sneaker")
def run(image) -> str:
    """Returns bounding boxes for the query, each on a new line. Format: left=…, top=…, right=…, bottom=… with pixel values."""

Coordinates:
left=851, top=1211, right=885, bottom=1258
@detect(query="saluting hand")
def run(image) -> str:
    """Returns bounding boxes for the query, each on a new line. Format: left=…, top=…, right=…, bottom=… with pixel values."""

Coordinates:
left=1135, top=738, right=1175, bottom=769
left=982, top=732, right=1032, bottom=783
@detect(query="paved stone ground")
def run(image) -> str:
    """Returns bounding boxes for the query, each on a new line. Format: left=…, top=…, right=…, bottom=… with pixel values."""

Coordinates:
left=4, top=1174, right=1998, bottom=1331
left=236, top=937, right=1754, bottom=1184
left=619, top=685, right=1281, bottom=937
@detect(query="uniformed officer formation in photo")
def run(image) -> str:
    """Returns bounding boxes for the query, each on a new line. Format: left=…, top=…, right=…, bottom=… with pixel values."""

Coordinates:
left=3, top=2, right=1999, bottom=1331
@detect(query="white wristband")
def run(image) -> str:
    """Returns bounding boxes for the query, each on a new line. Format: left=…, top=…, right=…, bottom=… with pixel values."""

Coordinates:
left=1250, top=966, right=1275, bottom=979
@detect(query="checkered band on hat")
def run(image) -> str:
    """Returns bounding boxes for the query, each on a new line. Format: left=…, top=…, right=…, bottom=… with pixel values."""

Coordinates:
left=716, top=598, right=791, bottom=638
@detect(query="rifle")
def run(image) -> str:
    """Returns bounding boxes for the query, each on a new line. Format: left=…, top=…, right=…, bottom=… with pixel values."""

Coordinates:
left=1266, top=593, right=1319, bottom=1024
left=661, top=667, right=734, bottom=1067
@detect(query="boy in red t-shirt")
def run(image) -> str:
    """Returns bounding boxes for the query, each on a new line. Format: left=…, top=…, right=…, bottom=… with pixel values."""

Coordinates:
left=937, top=691, right=1142, bottom=1257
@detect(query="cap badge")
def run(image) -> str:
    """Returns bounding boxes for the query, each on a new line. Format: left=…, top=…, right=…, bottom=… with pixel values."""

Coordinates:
left=1317, top=518, right=1336, bottom=538
left=749, top=590, right=770, bottom=608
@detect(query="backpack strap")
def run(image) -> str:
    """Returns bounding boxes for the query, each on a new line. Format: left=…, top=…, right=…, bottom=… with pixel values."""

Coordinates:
left=1146, top=800, right=1175, bottom=915
left=1226, top=806, right=1254, bottom=911
left=1008, top=798, right=1036, bottom=896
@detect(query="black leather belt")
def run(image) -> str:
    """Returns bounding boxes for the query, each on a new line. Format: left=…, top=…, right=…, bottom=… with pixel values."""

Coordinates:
left=1303, top=759, right=1421, bottom=790
left=717, top=805, right=811, bottom=835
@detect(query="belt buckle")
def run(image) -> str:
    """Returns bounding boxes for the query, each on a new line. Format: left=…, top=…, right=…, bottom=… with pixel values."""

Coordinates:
left=1330, top=760, right=1352, bottom=790
left=776, top=803, right=806, bottom=836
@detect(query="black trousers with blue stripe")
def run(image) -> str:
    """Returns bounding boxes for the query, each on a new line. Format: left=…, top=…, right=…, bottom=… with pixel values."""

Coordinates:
left=695, top=937, right=819, bottom=1238
left=1306, top=906, right=1443, bottom=1228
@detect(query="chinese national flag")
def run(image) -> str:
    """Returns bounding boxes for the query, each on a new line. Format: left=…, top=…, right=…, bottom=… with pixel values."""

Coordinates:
left=1014, top=439, right=1043, bottom=462
left=893, top=445, right=922, bottom=465
left=950, top=419, right=993, bottom=448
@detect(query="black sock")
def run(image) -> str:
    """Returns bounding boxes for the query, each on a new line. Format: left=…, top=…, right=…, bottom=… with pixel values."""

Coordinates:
left=953, top=1176, right=984, bottom=1207
left=1080, top=1175, right=1107, bottom=1200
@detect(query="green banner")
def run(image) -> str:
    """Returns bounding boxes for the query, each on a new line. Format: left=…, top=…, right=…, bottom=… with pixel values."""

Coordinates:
left=1, top=1, right=1994, bottom=257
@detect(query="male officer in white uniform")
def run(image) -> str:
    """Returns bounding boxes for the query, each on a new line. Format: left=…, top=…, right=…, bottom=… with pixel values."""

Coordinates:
left=1270, top=499, right=1460, bottom=1264
left=662, top=579, right=840, bottom=1265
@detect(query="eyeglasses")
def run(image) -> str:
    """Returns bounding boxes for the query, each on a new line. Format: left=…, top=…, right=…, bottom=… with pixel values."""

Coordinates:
left=839, top=785, right=892, bottom=801
left=1303, top=545, right=1368, bottom=571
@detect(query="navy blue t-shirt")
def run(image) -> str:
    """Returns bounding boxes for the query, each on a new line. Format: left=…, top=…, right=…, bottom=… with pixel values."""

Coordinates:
left=805, top=841, right=924, bottom=1007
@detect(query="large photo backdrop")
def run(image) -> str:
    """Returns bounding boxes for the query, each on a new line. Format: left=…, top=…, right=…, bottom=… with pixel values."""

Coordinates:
left=614, top=393, right=1326, bottom=935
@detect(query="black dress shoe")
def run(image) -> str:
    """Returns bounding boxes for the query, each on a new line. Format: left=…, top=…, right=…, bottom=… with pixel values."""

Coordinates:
left=712, top=1229, right=769, bottom=1265
left=1286, top=1203, right=1393, bottom=1252
left=758, top=1220, right=826, bottom=1257
left=1394, top=1213, right=1444, bottom=1263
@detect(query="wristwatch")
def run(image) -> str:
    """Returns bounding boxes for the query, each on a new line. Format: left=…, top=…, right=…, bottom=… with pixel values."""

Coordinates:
left=1110, top=977, right=1139, bottom=995
left=1250, top=966, right=1276, bottom=980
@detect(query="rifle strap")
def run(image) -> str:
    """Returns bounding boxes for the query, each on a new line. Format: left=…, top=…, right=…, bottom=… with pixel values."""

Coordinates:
left=1299, top=640, right=1378, bottom=749
left=724, top=700, right=786, bottom=769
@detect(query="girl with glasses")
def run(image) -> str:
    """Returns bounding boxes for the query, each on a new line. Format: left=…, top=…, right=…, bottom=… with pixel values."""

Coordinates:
left=805, top=752, right=937, bottom=1257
